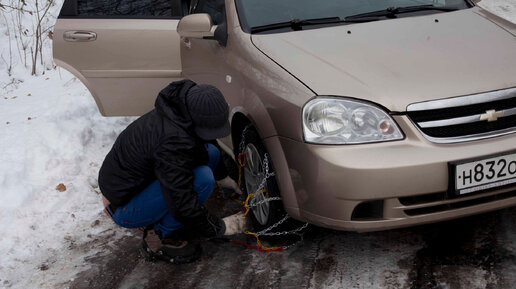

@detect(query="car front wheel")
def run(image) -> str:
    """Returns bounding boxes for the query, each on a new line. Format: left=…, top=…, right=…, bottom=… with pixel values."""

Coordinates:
left=240, top=127, right=285, bottom=231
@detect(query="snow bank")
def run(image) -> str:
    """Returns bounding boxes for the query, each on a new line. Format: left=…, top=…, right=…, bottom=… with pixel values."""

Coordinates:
left=0, top=63, right=136, bottom=289
left=0, top=1, right=136, bottom=287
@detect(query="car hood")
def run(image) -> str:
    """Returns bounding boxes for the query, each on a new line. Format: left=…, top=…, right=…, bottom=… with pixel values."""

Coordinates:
left=251, top=8, right=516, bottom=112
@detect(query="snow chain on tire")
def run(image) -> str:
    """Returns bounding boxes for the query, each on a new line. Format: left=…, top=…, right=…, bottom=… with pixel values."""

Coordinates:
left=235, top=124, right=309, bottom=252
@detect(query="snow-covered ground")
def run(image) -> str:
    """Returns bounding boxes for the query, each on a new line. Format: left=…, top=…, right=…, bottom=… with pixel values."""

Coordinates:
left=0, top=1, right=515, bottom=288
left=0, top=70, right=136, bottom=288
left=0, top=1, right=135, bottom=287
left=478, top=0, right=516, bottom=22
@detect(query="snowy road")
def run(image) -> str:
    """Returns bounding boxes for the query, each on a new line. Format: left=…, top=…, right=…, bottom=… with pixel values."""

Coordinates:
left=70, top=198, right=516, bottom=289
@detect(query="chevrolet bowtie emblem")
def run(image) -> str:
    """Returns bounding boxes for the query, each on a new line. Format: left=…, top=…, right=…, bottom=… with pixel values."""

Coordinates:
left=480, top=110, right=504, bottom=122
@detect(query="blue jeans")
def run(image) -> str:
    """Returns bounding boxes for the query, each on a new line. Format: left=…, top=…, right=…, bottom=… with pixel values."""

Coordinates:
left=108, top=143, right=220, bottom=237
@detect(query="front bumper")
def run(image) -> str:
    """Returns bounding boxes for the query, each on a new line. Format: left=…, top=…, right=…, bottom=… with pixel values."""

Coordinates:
left=264, top=115, right=516, bottom=232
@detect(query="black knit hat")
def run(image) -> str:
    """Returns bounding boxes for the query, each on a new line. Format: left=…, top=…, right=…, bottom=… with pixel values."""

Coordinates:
left=186, top=84, right=230, bottom=140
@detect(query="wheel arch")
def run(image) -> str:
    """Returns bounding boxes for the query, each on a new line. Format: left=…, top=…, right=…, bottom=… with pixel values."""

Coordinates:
left=54, top=59, right=107, bottom=116
left=230, top=110, right=275, bottom=155
left=231, top=112, right=251, bottom=155
left=230, top=111, right=303, bottom=221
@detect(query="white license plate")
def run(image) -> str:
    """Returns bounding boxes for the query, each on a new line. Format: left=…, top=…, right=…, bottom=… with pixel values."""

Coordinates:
left=451, top=151, right=516, bottom=195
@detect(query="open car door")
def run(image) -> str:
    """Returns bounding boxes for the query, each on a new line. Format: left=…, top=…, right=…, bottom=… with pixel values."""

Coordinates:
left=53, top=0, right=187, bottom=116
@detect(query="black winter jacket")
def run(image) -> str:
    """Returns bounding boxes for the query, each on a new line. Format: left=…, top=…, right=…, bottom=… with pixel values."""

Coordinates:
left=99, top=80, right=227, bottom=238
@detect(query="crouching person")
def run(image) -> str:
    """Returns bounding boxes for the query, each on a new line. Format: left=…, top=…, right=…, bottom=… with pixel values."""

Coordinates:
left=98, top=80, right=246, bottom=264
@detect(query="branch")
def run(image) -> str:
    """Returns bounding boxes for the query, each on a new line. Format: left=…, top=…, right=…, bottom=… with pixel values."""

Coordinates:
left=0, top=3, right=33, bottom=13
left=41, top=25, right=54, bottom=35
left=39, top=0, right=54, bottom=20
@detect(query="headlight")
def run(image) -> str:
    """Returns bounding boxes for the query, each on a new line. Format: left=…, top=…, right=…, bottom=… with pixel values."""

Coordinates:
left=303, top=97, right=404, bottom=144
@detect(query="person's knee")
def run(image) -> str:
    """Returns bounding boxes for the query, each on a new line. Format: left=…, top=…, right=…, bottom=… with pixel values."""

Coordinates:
left=205, top=143, right=220, bottom=170
left=193, top=166, right=215, bottom=203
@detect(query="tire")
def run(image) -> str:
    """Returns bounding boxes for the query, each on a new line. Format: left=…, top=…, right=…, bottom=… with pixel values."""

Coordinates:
left=239, top=128, right=286, bottom=232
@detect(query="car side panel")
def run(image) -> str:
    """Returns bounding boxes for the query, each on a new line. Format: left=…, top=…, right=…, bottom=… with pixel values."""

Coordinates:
left=53, top=19, right=183, bottom=116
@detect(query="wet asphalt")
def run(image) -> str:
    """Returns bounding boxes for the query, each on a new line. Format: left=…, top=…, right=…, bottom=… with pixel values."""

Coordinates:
left=67, top=188, right=516, bottom=289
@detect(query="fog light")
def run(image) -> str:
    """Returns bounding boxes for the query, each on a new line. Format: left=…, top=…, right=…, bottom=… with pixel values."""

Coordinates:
left=351, top=200, right=384, bottom=221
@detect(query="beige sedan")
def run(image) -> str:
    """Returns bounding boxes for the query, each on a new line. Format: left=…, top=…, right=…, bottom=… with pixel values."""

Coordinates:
left=54, top=0, right=516, bottom=232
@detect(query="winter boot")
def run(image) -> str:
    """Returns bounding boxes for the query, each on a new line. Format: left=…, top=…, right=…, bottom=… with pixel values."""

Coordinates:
left=142, top=229, right=201, bottom=264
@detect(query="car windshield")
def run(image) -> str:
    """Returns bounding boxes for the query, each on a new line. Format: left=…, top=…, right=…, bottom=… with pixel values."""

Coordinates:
left=236, top=0, right=472, bottom=33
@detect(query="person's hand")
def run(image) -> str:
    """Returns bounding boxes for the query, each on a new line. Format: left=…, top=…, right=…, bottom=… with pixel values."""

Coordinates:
left=217, top=176, right=242, bottom=198
left=222, top=212, right=248, bottom=236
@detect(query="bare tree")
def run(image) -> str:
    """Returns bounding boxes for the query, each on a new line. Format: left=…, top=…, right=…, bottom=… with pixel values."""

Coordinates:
left=1, top=0, right=31, bottom=73
left=0, top=0, right=55, bottom=76
left=1, top=9, right=13, bottom=76
left=31, top=0, right=54, bottom=75
left=12, top=1, right=31, bottom=66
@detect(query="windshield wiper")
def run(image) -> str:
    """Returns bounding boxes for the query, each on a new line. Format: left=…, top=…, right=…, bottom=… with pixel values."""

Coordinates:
left=249, top=5, right=456, bottom=34
left=344, top=5, right=458, bottom=21
left=251, top=17, right=344, bottom=34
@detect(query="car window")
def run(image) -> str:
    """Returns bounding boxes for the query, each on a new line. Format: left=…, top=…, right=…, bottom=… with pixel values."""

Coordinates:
left=192, top=0, right=224, bottom=24
left=236, top=0, right=471, bottom=32
left=60, top=0, right=184, bottom=18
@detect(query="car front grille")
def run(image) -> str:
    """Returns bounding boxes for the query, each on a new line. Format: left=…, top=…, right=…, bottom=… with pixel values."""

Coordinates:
left=406, top=87, right=516, bottom=143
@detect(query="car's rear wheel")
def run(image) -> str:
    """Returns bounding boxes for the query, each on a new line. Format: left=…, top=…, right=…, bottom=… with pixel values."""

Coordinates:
left=240, top=128, right=285, bottom=231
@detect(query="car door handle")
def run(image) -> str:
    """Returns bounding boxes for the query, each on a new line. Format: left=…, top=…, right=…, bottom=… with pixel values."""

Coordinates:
left=63, top=31, right=97, bottom=42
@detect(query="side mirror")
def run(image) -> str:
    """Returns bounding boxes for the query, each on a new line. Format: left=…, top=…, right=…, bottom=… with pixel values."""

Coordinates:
left=177, top=14, right=217, bottom=39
